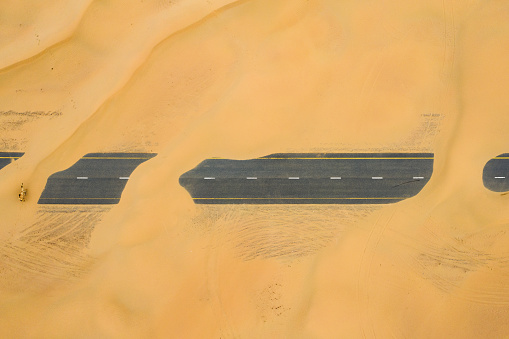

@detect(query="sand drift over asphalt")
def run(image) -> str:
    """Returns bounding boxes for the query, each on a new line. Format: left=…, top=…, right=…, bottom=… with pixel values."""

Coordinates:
left=38, top=153, right=157, bottom=204
left=3, top=0, right=509, bottom=338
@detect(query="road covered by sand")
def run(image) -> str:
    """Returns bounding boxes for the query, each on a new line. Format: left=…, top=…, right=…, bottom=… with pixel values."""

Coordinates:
left=1, top=0, right=509, bottom=337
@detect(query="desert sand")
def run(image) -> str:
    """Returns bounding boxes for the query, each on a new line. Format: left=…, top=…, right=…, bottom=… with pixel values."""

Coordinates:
left=1, top=0, right=509, bottom=337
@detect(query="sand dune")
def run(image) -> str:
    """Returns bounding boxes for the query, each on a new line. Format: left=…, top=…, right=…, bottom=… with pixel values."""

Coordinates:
left=1, top=0, right=509, bottom=337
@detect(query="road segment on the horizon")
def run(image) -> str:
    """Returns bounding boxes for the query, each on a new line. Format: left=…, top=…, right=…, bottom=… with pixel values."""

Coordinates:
left=483, top=154, right=509, bottom=192
left=38, top=153, right=156, bottom=204
left=0, top=152, right=24, bottom=171
left=180, top=153, right=434, bottom=204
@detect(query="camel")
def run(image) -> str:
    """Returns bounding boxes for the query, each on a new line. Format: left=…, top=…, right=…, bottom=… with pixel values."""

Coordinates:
left=18, top=183, right=26, bottom=202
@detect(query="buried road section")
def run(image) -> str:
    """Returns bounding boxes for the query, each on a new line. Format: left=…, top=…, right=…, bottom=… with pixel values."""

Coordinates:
left=179, top=153, right=434, bottom=204
left=38, top=153, right=157, bottom=204
left=483, top=154, right=509, bottom=192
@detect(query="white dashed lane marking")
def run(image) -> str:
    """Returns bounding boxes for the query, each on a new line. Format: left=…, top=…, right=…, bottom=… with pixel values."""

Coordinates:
left=77, top=177, right=88, bottom=180
left=203, top=175, right=427, bottom=180
left=119, top=177, right=130, bottom=180
left=495, top=176, right=506, bottom=179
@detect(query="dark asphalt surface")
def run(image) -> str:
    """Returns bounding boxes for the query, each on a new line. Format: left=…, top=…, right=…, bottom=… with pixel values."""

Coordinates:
left=0, top=152, right=24, bottom=171
left=38, top=153, right=157, bottom=204
left=483, top=154, right=509, bottom=192
left=179, top=153, right=434, bottom=204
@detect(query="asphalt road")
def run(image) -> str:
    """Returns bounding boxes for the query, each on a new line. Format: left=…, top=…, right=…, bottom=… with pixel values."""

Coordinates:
left=483, top=154, right=509, bottom=192
left=179, top=153, right=434, bottom=204
left=38, top=153, right=157, bottom=204
left=0, top=152, right=24, bottom=171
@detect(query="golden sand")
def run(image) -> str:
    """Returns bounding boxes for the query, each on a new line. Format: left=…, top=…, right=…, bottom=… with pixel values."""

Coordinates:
left=1, top=0, right=509, bottom=337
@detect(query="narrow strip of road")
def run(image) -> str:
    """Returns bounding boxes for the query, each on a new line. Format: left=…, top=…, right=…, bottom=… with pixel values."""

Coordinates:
left=0, top=152, right=24, bottom=171
left=179, top=153, right=434, bottom=204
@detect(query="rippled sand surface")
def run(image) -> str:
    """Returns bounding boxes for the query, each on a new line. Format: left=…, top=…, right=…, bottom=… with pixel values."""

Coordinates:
left=2, top=0, right=509, bottom=337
